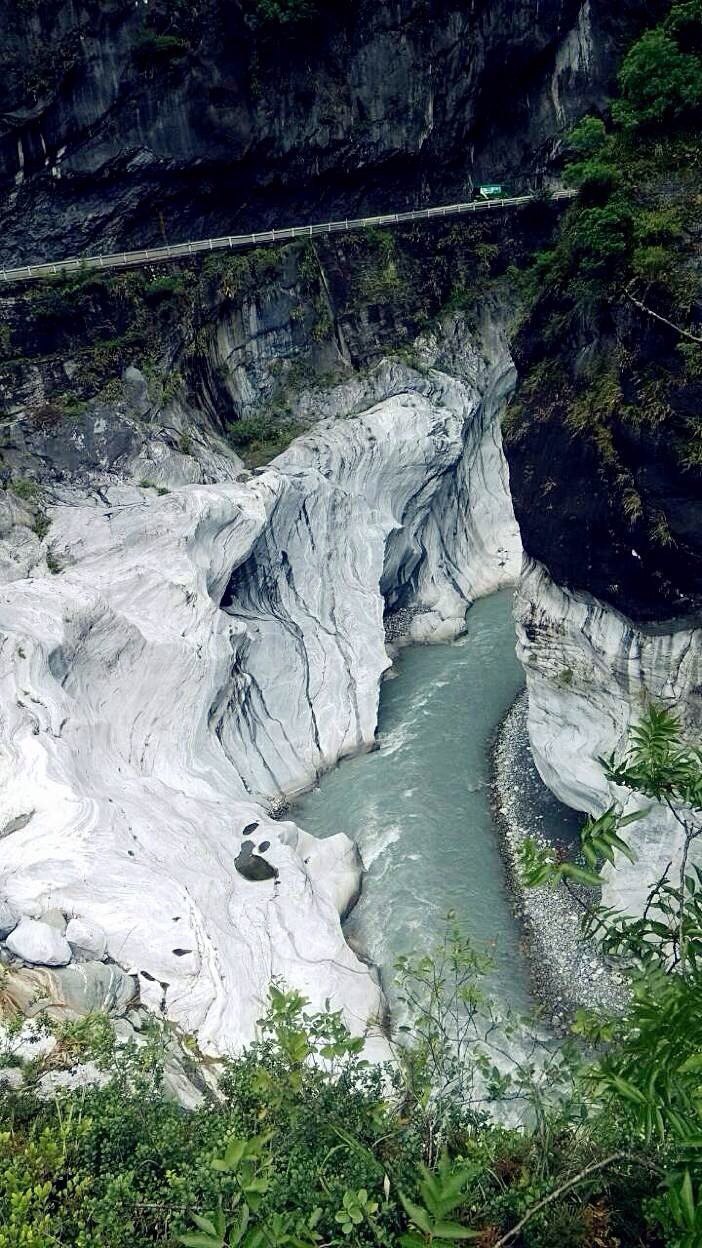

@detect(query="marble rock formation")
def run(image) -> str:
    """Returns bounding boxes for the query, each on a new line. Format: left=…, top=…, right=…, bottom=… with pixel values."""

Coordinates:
left=516, top=559, right=702, bottom=916
left=0, top=328, right=519, bottom=1055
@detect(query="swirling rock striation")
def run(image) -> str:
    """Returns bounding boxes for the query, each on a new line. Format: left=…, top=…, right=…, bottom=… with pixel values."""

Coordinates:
left=0, top=326, right=519, bottom=1054
left=516, top=559, right=702, bottom=916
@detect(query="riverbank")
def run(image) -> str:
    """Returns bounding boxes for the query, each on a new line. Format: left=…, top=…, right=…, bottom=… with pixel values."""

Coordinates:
left=492, top=692, right=628, bottom=1026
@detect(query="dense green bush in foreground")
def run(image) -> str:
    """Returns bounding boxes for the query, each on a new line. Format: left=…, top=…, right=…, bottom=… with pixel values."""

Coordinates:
left=2, top=707, right=701, bottom=1247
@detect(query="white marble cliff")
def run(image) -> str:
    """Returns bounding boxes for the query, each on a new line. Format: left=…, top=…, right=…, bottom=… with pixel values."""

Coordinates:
left=0, top=318, right=520, bottom=1055
left=516, top=559, right=702, bottom=914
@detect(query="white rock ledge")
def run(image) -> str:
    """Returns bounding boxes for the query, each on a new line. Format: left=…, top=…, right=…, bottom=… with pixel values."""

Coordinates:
left=0, top=324, right=520, bottom=1055
left=516, top=559, right=702, bottom=917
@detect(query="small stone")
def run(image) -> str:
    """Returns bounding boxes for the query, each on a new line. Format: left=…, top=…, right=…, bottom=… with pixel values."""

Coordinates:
left=66, top=918, right=107, bottom=962
left=0, top=900, right=18, bottom=939
left=6, top=917, right=71, bottom=967
left=41, top=909, right=67, bottom=933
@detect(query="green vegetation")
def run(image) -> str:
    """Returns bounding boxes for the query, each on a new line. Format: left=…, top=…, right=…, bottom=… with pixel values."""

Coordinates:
left=202, top=249, right=282, bottom=303
left=139, top=479, right=171, bottom=496
left=133, top=29, right=190, bottom=69
left=2, top=710, right=701, bottom=1245
left=8, top=477, right=40, bottom=503
left=521, top=0, right=702, bottom=316
left=31, top=509, right=51, bottom=541
left=247, top=0, right=320, bottom=28
left=144, top=275, right=193, bottom=304
left=253, top=0, right=316, bottom=23
left=0, top=265, right=200, bottom=433
left=45, top=546, right=61, bottom=573
left=613, top=1, right=702, bottom=130
left=227, top=412, right=305, bottom=466
left=506, top=0, right=702, bottom=577
left=354, top=231, right=408, bottom=305
left=0, top=203, right=525, bottom=472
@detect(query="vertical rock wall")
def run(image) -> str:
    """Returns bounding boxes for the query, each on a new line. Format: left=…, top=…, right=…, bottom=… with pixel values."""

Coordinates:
left=516, top=560, right=702, bottom=914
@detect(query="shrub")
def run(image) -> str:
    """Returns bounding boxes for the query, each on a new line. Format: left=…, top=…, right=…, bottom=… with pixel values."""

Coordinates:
left=563, top=157, right=620, bottom=204
left=568, top=115, right=609, bottom=157
left=568, top=201, right=634, bottom=275
left=612, top=25, right=702, bottom=129
left=2, top=715, right=700, bottom=1245
left=144, top=275, right=190, bottom=304
left=227, top=412, right=303, bottom=465
left=631, top=244, right=673, bottom=284
left=249, top=0, right=319, bottom=26
left=133, top=29, right=190, bottom=69
left=9, top=477, right=40, bottom=502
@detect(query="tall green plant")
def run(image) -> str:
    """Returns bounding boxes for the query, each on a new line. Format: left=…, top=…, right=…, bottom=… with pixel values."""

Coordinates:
left=522, top=705, right=702, bottom=1245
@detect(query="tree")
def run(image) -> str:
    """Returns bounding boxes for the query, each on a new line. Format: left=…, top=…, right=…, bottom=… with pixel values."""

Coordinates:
left=612, top=27, right=702, bottom=129
left=568, top=115, right=609, bottom=157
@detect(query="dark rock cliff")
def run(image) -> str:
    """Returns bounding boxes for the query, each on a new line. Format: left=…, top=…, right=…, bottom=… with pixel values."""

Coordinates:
left=506, top=302, right=702, bottom=626
left=0, top=0, right=637, bottom=264
left=3, top=0, right=692, bottom=633
left=503, top=44, right=702, bottom=628
left=0, top=207, right=554, bottom=487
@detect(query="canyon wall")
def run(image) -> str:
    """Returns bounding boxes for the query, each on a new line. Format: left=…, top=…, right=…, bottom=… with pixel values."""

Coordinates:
left=515, top=560, right=702, bottom=912
left=0, top=0, right=644, bottom=262
left=0, top=311, right=519, bottom=1054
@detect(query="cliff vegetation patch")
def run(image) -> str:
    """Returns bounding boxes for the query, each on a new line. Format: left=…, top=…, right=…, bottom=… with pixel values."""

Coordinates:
left=505, top=0, right=702, bottom=621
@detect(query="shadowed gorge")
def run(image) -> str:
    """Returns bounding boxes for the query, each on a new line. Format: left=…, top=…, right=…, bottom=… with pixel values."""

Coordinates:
left=1, top=2, right=702, bottom=1243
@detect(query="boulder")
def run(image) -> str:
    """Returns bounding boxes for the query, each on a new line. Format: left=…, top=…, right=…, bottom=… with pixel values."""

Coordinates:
left=39, top=1063, right=108, bottom=1095
left=5, top=917, right=71, bottom=967
left=122, top=366, right=151, bottom=417
left=234, top=850, right=278, bottom=882
left=0, top=961, right=137, bottom=1019
left=66, top=917, right=107, bottom=961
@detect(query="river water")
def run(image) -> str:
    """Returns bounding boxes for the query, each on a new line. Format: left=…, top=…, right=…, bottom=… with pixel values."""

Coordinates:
left=294, top=590, right=538, bottom=1013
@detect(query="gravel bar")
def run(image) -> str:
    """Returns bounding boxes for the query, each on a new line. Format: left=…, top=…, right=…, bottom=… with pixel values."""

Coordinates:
left=493, top=692, right=628, bottom=1027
